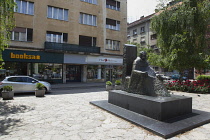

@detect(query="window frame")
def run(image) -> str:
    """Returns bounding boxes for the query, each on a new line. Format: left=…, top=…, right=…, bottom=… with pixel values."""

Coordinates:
left=80, top=13, right=97, bottom=26
left=80, top=0, right=98, bottom=5
left=47, top=6, right=69, bottom=21
left=11, top=27, right=33, bottom=42
left=46, top=31, right=68, bottom=43
left=14, top=0, right=34, bottom=15
left=105, top=39, right=120, bottom=51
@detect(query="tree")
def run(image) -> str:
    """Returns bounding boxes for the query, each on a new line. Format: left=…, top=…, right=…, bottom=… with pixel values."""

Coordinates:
left=151, top=0, right=210, bottom=73
left=0, top=0, right=16, bottom=60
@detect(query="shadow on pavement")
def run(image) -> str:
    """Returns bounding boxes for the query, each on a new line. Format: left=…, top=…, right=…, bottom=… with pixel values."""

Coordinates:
left=0, top=101, right=34, bottom=135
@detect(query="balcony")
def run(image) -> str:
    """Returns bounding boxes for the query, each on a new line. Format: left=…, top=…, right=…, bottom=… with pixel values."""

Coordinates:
left=44, top=42, right=100, bottom=54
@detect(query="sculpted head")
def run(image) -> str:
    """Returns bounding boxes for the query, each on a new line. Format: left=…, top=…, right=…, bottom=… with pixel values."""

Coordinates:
left=139, top=51, right=147, bottom=61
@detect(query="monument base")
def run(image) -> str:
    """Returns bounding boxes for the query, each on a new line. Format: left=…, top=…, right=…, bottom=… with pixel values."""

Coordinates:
left=108, top=90, right=192, bottom=121
left=90, top=100, right=210, bottom=139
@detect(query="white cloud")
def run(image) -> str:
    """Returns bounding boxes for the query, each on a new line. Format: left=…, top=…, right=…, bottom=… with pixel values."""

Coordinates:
left=127, top=0, right=159, bottom=23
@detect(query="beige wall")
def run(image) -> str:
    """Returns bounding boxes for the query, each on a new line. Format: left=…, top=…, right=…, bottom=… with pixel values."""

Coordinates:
left=10, top=0, right=127, bottom=56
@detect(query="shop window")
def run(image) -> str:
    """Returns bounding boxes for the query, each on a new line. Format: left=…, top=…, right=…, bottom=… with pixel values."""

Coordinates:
left=106, top=18, right=120, bottom=31
left=79, top=35, right=96, bottom=47
left=80, top=13, right=97, bottom=26
left=46, top=31, right=68, bottom=43
left=87, top=65, right=105, bottom=79
left=47, top=6, right=68, bottom=21
left=14, top=0, right=34, bottom=15
left=35, top=63, right=62, bottom=80
left=11, top=27, right=33, bottom=42
left=106, top=39, right=120, bottom=51
left=106, top=0, right=120, bottom=11
left=81, top=0, right=97, bottom=5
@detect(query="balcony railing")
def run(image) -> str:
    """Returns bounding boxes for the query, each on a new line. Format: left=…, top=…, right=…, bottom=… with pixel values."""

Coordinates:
left=44, top=42, right=100, bottom=54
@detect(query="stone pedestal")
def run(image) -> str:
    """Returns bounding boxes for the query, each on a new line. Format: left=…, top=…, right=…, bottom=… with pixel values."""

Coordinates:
left=108, top=90, right=192, bottom=121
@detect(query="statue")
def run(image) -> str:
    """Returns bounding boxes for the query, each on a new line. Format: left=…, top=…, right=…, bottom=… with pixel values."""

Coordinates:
left=125, top=51, right=170, bottom=97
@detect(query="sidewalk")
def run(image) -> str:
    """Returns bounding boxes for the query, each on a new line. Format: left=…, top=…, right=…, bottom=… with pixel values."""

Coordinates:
left=51, top=82, right=106, bottom=89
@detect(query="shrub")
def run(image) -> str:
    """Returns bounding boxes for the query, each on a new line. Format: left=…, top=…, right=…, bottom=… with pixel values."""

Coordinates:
left=106, top=81, right=112, bottom=86
left=115, top=80, right=122, bottom=85
left=196, top=75, right=210, bottom=80
left=3, top=85, right=13, bottom=92
left=36, top=83, right=45, bottom=90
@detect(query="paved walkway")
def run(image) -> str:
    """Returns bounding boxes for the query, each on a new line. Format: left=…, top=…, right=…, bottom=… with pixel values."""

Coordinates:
left=0, top=88, right=210, bottom=140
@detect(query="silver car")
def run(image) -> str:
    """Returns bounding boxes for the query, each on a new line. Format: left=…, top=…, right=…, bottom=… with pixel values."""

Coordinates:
left=0, top=76, right=51, bottom=93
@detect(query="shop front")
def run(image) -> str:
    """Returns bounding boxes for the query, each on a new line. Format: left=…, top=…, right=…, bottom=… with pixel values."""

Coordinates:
left=86, top=56, right=123, bottom=82
left=1, top=49, right=64, bottom=83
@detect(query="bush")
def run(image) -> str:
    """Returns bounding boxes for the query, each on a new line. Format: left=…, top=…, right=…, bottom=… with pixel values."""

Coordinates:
left=3, top=85, right=13, bottom=92
left=36, top=83, right=45, bottom=90
left=115, top=80, right=122, bottom=85
left=196, top=75, right=210, bottom=80
left=106, top=81, right=112, bottom=86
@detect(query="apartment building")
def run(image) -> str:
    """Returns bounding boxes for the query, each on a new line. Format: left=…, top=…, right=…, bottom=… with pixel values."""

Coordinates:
left=127, top=14, right=162, bottom=72
left=1, top=0, right=127, bottom=83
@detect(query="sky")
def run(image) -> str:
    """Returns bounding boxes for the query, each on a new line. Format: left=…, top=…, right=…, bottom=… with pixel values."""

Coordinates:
left=127, top=0, right=160, bottom=23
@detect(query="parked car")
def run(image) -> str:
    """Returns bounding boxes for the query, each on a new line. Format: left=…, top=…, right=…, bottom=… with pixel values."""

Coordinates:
left=170, top=74, right=188, bottom=80
left=156, top=74, right=171, bottom=80
left=0, top=76, right=51, bottom=93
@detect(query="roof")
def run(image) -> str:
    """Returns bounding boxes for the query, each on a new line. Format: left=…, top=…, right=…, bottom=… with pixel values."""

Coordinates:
left=128, top=13, right=155, bottom=28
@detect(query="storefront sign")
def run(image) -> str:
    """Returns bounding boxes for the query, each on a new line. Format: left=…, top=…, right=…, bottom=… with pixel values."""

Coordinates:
left=86, top=56, right=123, bottom=65
left=3, top=49, right=63, bottom=63
left=10, top=52, right=40, bottom=60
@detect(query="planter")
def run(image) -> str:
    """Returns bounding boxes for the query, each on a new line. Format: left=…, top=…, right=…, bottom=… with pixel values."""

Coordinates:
left=115, top=85, right=122, bottom=90
left=35, top=89, right=45, bottom=97
left=2, top=91, right=14, bottom=100
left=106, top=85, right=113, bottom=91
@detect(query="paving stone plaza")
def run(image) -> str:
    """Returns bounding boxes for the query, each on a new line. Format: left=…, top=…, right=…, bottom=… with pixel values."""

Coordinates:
left=1, top=88, right=210, bottom=140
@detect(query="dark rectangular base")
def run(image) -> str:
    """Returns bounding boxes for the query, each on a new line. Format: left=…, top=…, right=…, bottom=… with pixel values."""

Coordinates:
left=109, top=90, right=192, bottom=121
left=90, top=100, right=210, bottom=139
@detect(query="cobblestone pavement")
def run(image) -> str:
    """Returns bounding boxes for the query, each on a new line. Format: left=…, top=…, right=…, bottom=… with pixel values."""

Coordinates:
left=0, top=89, right=210, bottom=140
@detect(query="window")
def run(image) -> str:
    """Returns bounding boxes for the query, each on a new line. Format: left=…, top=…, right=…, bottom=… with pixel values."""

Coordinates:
left=106, top=0, right=120, bottom=11
left=106, top=39, right=120, bottom=51
left=140, top=37, right=146, bottom=44
left=133, top=29, right=137, bottom=35
left=80, top=13, right=97, bottom=26
left=106, top=18, right=120, bottom=31
left=81, top=0, right=97, bottom=4
left=47, top=6, right=68, bottom=21
left=127, top=31, right=130, bottom=37
left=46, top=31, right=68, bottom=43
left=14, top=0, right=34, bottom=15
left=151, top=34, right=157, bottom=40
left=79, top=35, right=96, bottom=47
left=140, top=27, right=145, bottom=33
left=11, top=27, right=33, bottom=42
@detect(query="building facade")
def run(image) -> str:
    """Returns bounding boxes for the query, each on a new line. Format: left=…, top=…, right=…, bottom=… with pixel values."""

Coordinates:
left=127, top=14, right=162, bottom=72
left=1, top=0, right=127, bottom=83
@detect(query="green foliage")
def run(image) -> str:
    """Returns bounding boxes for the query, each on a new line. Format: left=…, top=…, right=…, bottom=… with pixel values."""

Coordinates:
left=115, top=80, right=122, bottom=85
left=0, top=0, right=16, bottom=60
left=106, top=81, right=112, bottom=86
left=3, top=85, right=13, bottom=92
left=36, top=83, right=45, bottom=90
left=151, top=0, right=210, bottom=72
left=196, top=75, right=210, bottom=80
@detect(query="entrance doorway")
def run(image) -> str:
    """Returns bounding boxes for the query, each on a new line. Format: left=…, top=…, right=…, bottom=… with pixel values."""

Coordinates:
left=66, top=65, right=81, bottom=82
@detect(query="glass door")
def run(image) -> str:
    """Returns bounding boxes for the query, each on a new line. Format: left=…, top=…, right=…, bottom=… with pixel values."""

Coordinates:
left=66, top=65, right=81, bottom=82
